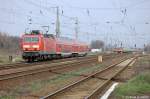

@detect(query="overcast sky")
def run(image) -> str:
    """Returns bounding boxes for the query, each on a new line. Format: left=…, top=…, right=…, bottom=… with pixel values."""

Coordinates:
left=0, top=0, right=150, bottom=48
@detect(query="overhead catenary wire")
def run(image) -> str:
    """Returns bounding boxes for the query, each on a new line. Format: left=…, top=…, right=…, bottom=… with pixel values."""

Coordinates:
left=0, top=0, right=150, bottom=47
left=57, top=0, right=150, bottom=10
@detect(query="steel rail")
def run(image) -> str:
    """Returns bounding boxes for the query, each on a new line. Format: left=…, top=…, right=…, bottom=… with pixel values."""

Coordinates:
left=0, top=53, right=125, bottom=70
left=84, top=57, right=137, bottom=99
left=40, top=56, right=134, bottom=99
left=0, top=55, right=98, bottom=70
left=0, top=57, right=97, bottom=81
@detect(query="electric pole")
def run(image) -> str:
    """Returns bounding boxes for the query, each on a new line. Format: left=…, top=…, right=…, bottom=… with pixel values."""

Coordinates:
left=121, top=42, right=123, bottom=48
left=75, top=17, right=79, bottom=41
left=56, top=6, right=60, bottom=37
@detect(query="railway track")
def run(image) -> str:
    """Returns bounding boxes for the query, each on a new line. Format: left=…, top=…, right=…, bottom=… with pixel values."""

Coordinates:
left=0, top=56, right=99, bottom=81
left=0, top=54, right=128, bottom=81
left=0, top=55, right=97, bottom=70
left=0, top=53, right=122, bottom=70
left=40, top=56, right=137, bottom=99
left=0, top=53, right=129, bottom=90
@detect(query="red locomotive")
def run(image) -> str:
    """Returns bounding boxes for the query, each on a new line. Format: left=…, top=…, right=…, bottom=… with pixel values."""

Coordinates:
left=21, top=30, right=89, bottom=61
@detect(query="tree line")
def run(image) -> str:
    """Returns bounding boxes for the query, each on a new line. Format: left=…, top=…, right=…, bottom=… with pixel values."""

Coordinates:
left=0, top=32, right=20, bottom=53
left=90, top=40, right=104, bottom=49
left=144, top=44, right=150, bottom=53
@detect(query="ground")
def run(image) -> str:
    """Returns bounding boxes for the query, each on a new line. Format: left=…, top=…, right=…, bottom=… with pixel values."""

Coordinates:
left=109, top=55, right=150, bottom=99
left=0, top=53, right=128, bottom=98
left=0, top=49, right=22, bottom=64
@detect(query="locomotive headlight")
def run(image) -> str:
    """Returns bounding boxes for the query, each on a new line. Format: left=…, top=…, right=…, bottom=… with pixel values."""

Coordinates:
left=23, top=45, right=30, bottom=48
left=32, top=45, right=39, bottom=48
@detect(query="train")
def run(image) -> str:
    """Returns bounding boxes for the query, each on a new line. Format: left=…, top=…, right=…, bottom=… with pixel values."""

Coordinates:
left=113, top=48, right=134, bottom=53
left=21, top=30, right=89, bottom=62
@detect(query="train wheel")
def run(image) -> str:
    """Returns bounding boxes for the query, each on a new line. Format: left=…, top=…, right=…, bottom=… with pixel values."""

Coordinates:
left=27, top=58, right=32, bottom=63
left=57, top=54, right=62, bottom=59
left=31, top=57, right=35, bottom=62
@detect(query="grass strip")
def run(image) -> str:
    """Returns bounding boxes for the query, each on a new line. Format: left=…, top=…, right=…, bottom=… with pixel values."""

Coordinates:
left=114, top=72, right=150, bottom=97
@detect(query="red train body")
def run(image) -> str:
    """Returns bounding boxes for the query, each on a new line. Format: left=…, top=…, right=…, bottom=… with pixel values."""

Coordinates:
left=21, top=30, right=89, bottom=61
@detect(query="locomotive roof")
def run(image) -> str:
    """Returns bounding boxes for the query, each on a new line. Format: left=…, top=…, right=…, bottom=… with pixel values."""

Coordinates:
left=23, top=30, right=88, bottom=46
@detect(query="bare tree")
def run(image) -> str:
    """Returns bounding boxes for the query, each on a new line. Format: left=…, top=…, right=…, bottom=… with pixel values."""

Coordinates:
left=144, top=44, right=150, bottom=53
left=0, top=32, right=20, bottom=53
left=90, top=40, right=104, bottom=49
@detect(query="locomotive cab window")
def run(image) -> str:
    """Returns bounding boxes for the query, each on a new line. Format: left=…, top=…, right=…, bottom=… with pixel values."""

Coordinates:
left=24, top=37, right=39, bottom=42
left=32, top=37, right=39, bottom=42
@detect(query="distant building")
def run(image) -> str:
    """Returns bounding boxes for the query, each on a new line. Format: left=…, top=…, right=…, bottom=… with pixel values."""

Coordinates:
left=91, top=48, right=102, bottom=53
